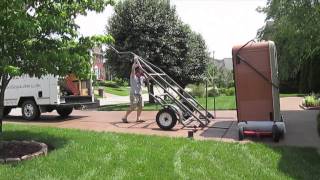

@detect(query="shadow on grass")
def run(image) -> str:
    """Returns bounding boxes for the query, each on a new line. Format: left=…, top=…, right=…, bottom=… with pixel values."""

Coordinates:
left=4, top=115, right=88, bottom=124
left=271, top=146, right=320, bottom=180
left=0, top=130, right=69, bottom=151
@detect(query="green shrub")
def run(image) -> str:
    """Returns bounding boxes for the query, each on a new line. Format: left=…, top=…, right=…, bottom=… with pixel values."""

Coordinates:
left=303, top=94, right=320, bottom=107
left=95, top=80, right=120, bottom=88
left=208, top=87, right=219, bottom=97
left=114, top=77, right=129, bottom=87
left=219, top=87, right=235, bottom=96
left=188, top=84, right=205, bottom=97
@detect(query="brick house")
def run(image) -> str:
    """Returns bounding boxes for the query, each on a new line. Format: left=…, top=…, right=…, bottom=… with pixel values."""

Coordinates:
left=92, top=46, right=106, bottom=80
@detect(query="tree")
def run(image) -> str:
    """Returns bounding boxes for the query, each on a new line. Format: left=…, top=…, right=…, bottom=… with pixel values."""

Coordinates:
left=257, top=0, right=320, bottom=93
left=0, top=0, right=114, bottom=132
left=206, top=61, right=233, bottom=89
left=106, top=0, right=209, bottom=102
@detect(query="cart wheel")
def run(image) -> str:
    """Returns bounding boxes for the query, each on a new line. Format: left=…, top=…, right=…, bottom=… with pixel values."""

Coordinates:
left=238, top=127, right=245, bottom=141
left=156, top=108, right=177, bottom=130
left=272, top=124, right=280, bottom=142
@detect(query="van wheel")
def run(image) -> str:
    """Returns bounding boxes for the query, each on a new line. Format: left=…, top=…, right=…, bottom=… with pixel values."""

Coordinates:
left=3, top=107, right=12, bottom=117
left=57, top=107, right=73, bottom=118
left=156, top=108, right=177, bottom=130
left=22, top=100, right=40, bottom=120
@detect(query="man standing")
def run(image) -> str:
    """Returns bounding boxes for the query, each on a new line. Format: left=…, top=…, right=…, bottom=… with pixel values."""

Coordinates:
left=122, top=56, right=145, bottom=123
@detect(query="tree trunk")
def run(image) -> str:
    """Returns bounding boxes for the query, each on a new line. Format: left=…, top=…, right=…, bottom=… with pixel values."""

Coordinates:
left=148, top=82, right=155, bottom=104
left=0, top=74, right=10, bottom=133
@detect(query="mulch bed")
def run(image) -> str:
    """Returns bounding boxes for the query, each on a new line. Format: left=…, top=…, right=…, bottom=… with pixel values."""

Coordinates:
left=299, top=105, right=320, bottom=110
left=0, top=142, right=42, bottom=159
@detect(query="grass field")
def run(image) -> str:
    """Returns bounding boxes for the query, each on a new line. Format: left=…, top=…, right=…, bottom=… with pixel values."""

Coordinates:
left=99, top=96, right=236, bottom=111
left=0, top=124, right=319, bottom=179
left=99, top=94, right=301, bottom=111
left=104, top=86, right=130, bottom=96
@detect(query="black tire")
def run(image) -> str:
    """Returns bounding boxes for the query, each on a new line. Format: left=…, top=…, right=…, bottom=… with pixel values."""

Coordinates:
left=238, top=127, right=245, bottom=141
left=21, top=100, right=40, bottom=121
left=156, top=108, right=177, bottom=130
left=57, top=107, right=73, bottom=118
left=272, top=124, right=280, bottom=142
left=3, top=107, right=12, bottom=117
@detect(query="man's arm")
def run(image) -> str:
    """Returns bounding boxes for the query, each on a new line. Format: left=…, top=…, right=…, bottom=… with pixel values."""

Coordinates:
left=131, top=61, right=136, bottom=76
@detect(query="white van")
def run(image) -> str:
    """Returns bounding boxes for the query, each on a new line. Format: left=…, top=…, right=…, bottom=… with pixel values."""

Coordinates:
left=3, top=75, right=94, bottom=120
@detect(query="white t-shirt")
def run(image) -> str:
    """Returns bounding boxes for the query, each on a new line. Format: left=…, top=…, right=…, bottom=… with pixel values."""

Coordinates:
left=130, top=74, right=145, bottom=95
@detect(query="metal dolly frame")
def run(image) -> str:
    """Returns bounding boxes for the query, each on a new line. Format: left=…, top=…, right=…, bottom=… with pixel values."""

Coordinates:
left=109, top=46, right=214, bottom=130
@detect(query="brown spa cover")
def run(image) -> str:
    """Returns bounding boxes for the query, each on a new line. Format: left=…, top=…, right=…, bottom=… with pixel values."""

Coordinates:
left=232, top=41, right=280, bottom=122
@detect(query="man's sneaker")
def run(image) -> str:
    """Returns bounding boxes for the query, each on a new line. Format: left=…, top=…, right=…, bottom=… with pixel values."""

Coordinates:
left=122, top=118, right=128, bottom=123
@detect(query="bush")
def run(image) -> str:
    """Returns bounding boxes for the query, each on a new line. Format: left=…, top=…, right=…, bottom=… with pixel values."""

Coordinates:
left=188, top=84, right=205, bottom=97
left=114, top=77, right=129, bottom=87
left=187, top=84, right=235, bottom=97
left=302, top=94, right=320, bottom=107
left=95, top=80, right=120, bottom=88
left=208, top=87, right=219, bottom=97
left=219, top=87, right=235, bottom=96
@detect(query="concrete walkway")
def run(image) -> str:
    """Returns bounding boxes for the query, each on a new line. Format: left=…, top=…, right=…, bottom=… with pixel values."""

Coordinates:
left=4, top=97, right=320, bottom=149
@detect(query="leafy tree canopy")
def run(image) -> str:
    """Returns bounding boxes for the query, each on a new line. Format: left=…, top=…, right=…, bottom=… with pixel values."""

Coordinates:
left=1, top=0, right=114, bottom=79
left=0, top=0, right=114, bottom=131
left=106, top=0, right=209, bottom=87
left=257, top=0, right=320, bottom=92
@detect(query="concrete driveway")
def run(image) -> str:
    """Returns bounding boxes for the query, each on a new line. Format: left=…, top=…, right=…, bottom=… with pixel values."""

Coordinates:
left=4, top=97, right=320, bottom=149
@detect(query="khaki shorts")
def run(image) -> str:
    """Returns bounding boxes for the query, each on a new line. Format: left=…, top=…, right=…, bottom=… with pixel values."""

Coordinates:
left=130, top=94, right=144, bottom=109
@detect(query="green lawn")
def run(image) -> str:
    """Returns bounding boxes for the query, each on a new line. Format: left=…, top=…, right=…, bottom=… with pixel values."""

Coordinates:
left=280, top=93, right=305, bottom=97
left=99, top=96, right=236, bottom=111
left=98, top=94, right=302, bottom=111
left=104, top=86, right=130, bottom=96
left=95, top=86, right=148, bottom=97
left=1, top=124, right=320, bottom=179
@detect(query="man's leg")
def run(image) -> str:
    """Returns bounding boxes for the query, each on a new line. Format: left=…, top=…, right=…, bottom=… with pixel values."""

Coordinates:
left=136, top=95, right=144, bottom=122
left=122, top=95, right=135, bottom=122
left=137, top=106, right=142, bottom=121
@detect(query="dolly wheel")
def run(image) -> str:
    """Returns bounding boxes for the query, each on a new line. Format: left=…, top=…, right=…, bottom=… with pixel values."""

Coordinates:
left=272, top=124, right=280, bottom=142
left=238, top=127, right=245, bottom=141
left=156, top=108, right=177, bottom=130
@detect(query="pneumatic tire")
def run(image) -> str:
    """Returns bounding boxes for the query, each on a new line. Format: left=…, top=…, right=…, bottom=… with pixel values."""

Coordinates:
left=57, top=107, right=73, bottom=118
left=156, top=108, right=177, bottom=130
left=21, top=100, right=40, bottom=121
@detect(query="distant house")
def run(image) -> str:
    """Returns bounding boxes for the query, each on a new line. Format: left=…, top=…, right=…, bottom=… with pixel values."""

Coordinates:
left=92, top=46, right=106, bottom=80
left=212, top=58, right=233, bottom=70
left=222, top=58, right=233, bottom=70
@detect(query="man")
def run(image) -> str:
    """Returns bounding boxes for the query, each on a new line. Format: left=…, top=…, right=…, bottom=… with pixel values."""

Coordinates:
left=122, top=56, right=145, bottom=123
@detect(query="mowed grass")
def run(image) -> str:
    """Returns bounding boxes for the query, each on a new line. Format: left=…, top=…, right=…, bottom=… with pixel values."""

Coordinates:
left=1, top=124, right=320, bottom=179
left=99, top=94, right=302, bottom=111
left=99, top=96, right=236, bottom=111
left=104, top=86, right=130, bottom=96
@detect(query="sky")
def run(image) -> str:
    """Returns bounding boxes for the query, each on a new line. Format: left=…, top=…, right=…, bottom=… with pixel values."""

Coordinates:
left=75, top=0, right=267, bottom=59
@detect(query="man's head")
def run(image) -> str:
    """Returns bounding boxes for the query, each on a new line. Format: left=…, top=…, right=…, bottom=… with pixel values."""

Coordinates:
left=135, top=66, right=144, bottom=77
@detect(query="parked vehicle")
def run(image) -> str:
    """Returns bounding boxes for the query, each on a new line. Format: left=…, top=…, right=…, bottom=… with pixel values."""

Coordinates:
left=4, top=74, right=94, bottom=120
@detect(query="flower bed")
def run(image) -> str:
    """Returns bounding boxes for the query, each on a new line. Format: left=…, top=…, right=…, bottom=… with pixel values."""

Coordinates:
left=0, top=140, right=47, bottom=164
left=301, top=95, right=320, bottom=110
